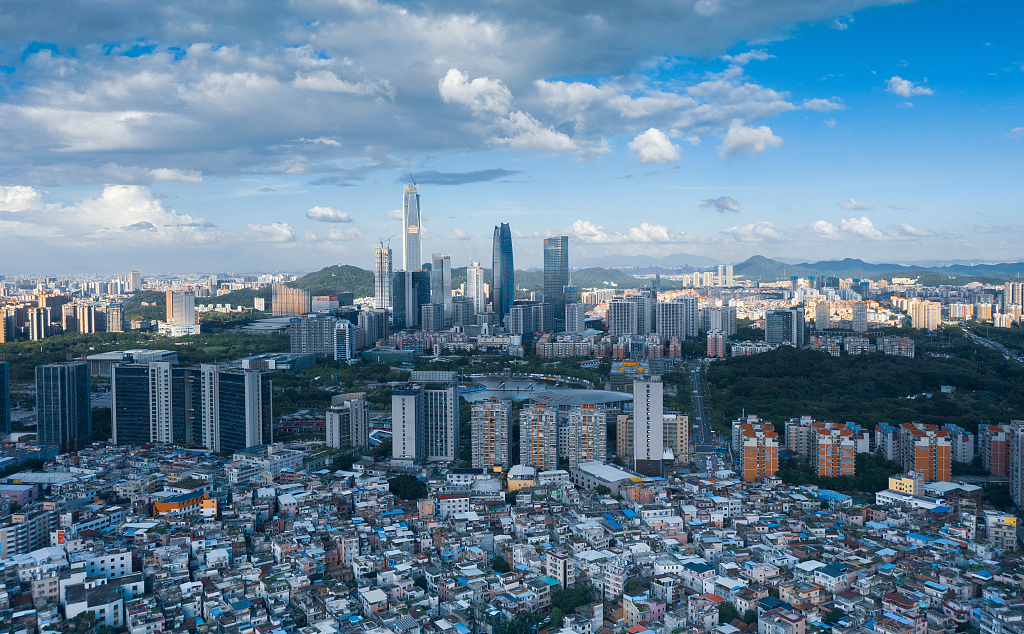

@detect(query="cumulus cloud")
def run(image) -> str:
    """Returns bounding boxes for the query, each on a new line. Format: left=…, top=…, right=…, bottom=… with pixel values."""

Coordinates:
left=452, top=227, right=471, bottom=240
left=718, top=120, right=782, bottom=158
left=886, top=76, right=934, bottom=97
left=562, top=219, right=685, bottom=244
left=439, top=68, right=513, bottom=116
left=493, top=111, right=576, bottom=152
left=721, top=221, right=785, bottom=243
left=0, top=185, right=44, bottom=211
left=836, top=198, right=873, bottom=210
left=802, top=98, right=844, bottom=112
left=248, top=222, right=296, bottom=243
left=307, top=206, right=353, bottom=223
left=698, top=196, right=741, bottom=213
left=149, top=168, right=204, bottom=183
left=1005, top=127, right=1024, bottom=140
left=628, top=128, right=680, bottom=164
left=808, top=220, right=841, bottom=240
left=840, top=216, right=888, bottom=240
left=895, top=222, right=933, bottom=237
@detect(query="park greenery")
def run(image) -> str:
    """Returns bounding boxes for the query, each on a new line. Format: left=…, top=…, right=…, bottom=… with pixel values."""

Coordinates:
left=705, top=332, right=1024, bottom=436
left=775, top=452, right=904, bottom=494
left=388, top=474, right=427, bottom=500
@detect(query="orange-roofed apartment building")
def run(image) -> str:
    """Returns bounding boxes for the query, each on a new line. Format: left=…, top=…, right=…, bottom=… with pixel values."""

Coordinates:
left=741, top=423, right=779, bottom=482
left=816, top=423, right=856, bottom=478
left=899, top=422, right=951, bottom=482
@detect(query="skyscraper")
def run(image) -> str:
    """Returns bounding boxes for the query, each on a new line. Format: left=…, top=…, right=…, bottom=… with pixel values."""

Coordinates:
left=0, top=361, right=9, bottom=438
left=392, top=383, right=426, bottom=463
left=543, top=235, right=569, bottom=323
left=402, top=183, right=422, bottom=271
left=430, top=253, right=452, bottom=318
left=466, top=262, right=486, bottom=314
left=111, top=362, right=202, bottom=446
left=127, top=270, right=141, bottom=293
left=765, top=308, right=805, bottom=345
left=36, top=361, right=91, bottom=453
left=374, top=247, right=393, bottom=310
left=392, top=270, right=431, bottom=330
left=633, top=376, right=665, bottom=477
left=200, top=364, right=272, bottom=453
left=491, top=223, right=514, bottom=325
left=413, top=371, right=459, bottom=462
left=471, top=397, right=512, bottom=470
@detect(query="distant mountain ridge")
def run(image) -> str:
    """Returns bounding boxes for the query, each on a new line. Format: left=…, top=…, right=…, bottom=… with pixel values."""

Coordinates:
left=735, top=255, right=1021, bottom=283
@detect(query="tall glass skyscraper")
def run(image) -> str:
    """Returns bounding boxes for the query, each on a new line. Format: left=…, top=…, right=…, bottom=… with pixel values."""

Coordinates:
left=491, top=223, right=514, bottom=325
left=402, top=183, right=422, bottom=271
left=430, top=253, right=452, bottom=319
left=36, top=361, right=91, bottom=453
left=543, top=235, right=569, bottom=325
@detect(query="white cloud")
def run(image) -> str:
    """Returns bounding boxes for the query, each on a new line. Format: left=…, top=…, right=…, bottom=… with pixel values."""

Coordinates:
left=439, top=68, right=513, bottom=116
left=298, top=137, right=342, bottom=146
left=0, top=185, right=44, bottom=211
left=836, top=198, right=873, bottom=210
left=724, top=49, right=774, bottom=65
left=886, top=76, right=934, bottom=97
left=293, top=70, right=394, bottom=98
left=149, top=168, right=204, bottom=183
left=386, top=209, right=404, bottom=220
left=1005, top=127, right=1024, bottom=140
left=562, top=219, right=685, bottom=244
left=808, top=219, right=841, bottom=240
left=307, top=206, right=353, bottom=223
left=823, top=118, right=836, bottom=128
left=628, top=128, right=680, bottom=164
left=327, top=227, right=363, bottom=241
left=840, top=216, right=887, bottom=240
left=802, top=98, right=844, bottom=112
left=698, top=196, right=741, bottom=212
left=694, top=0, right=722, bottom=17
left=896, top=222, right=933, bottom=237
left=494, top=111, right=576, bottom=152
left=452, top=227, right=471, bottom=240
left=718, top=120, right=782, bottom=158
left=721, top=221, right=785, bottom=243
left=248, top=222, right=296, bottom=243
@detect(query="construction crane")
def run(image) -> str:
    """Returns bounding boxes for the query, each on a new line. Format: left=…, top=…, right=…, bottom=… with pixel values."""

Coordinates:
left=379, top=234, right=396, bottom=250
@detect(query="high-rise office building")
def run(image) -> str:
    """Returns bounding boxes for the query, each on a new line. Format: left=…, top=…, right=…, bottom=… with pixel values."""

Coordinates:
left=491, top=223, right=514, bottom=325
left=392, top=271, right=431, bottom=330
left=633, top=376, right=664, bottom=477
left=765, top=308, right=805, bottom=346
left=420, top=303, right=445, bottom=332
left=392, top=383, right=426, bottom=463
left=358, top=309, right=388, bottom=347
left=200, top=364, right=272, bottom=454
left=402, top=183, right=422, bottom=271
left=111, top=362, right=202, bottom=446
left=127, top=270, right=142, bottom=293
left=430, top=253, right=452, bottom=319
left=0, top=361, right=9, bottom=438
left=326, top=393, right=369, bottom=450
left=543, top=236, right=569, bottom=323
left=566, top=403, right=606, bottom=467
left=272, top=283, right=310, bottom=317
left=165, top=291, right=196, bottom=325
left=520, top=402, right=559, bottom=471
left=466, top=262, right=486, bottom=315
left=374, top=247, right=393, bottom=310
left=290, top=313, right=337, bottom=357
left=471, top=397, right=512, bottom=470
left=36, top=361, right=91, bottom=453
left=451, top=297, right=473, bottom=326
left=335, top=320, right=356, bottom=361
left=565, top=303, right=588, bottom=333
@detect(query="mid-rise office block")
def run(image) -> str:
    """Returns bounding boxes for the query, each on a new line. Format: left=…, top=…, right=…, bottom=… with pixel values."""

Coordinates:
left=290, top=313, right=337, bottom=357
left=374, top=247, right=393, bottom=310
left=36, top=362, right=91, bottom=453
left=543, top=236, right=569, bottom=322
left=421, top=303, right=445, bottom=332
left=326, top=393, right=369, bottom=450
left=520, top=402, right=559, bottom=471
left=272, top=283, right=311, bottom=317
left=471, top=398, right=512, bottom=470
left=200, top=365, right=272, bottom=454
left=165, top=291, right=196, bottom=325
left=567, top=404, right=606, bottom=468
left=980, top=425, right=1010, bottom=477
left=765, top=308, right=805, bottom=346
left=358, top=309, right=388, bottom=347
left=633, top=376, right=664, bottom=477
left=739, top=422, right=779, bottom=482
left=451, top=297, right=474, bottom=326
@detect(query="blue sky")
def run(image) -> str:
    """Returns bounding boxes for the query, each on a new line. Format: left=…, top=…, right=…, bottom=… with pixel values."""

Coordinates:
left=0, top=0, right=1020, bottom=273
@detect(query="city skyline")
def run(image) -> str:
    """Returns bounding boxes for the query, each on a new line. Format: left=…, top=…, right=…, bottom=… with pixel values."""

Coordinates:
left=0, top=1, right=1021, bottom=273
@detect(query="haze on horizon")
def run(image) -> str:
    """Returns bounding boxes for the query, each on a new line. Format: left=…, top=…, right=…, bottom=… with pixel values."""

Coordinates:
left=0, top=0, right=1022, bottom=274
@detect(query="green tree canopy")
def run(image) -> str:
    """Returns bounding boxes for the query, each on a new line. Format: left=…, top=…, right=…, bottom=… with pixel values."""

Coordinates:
left=388, top=475, right=427, bottom=500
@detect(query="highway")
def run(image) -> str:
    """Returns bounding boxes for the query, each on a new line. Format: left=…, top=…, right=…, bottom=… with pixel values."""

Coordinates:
left=963, top=326, right=1024, bottom=366
left=689, top=361, right=724, bottom=472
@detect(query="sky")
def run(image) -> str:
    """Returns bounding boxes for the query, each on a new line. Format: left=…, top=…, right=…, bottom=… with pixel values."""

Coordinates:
left=0, top=0, right=1021, bottom=274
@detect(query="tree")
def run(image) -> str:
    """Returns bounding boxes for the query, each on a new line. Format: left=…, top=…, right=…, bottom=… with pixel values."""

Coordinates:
left=719, top=602, right=740, bottom=624
left=625, top=578, right=643, bottom=592
left=505, top=491, right=517, bottom=506
left=767, top=586, right=780, bottom=599
left=492, top=554, right=511, bottom=573
left=824, top=608, right=847, bottom=624
left=414, top=576, right=428, bottom=590
left=595, top=485, right=611, bottom=496
left=550, top=608, right=565, bottom=628
left=742, top=610, right=758, bottom=625
left=388, top=475, right=427, bottom=500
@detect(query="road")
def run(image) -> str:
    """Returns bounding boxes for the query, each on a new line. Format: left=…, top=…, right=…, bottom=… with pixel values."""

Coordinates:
left=964, top=326, right=1024, bottom=366
left=688, top=361, right=724, bottom=472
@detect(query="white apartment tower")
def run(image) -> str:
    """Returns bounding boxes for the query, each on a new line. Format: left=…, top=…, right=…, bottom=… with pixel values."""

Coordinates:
left=633, top=376, right=664, bottom=477
left=466, top=262, right=486, bottom=314
left=374, top=247, right=393, bottom=310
